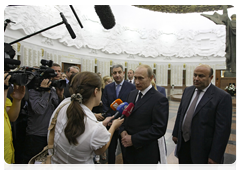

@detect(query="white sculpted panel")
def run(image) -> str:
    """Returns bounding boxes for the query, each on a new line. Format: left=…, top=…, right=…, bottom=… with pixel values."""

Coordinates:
left=4, top=6, right=226, bottom=59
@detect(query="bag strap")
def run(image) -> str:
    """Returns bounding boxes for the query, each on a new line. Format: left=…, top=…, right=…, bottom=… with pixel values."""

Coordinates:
left=48, top=101, right=71, bottom=150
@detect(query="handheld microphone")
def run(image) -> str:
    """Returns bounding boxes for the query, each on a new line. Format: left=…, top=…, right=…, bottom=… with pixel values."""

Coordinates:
left=109, top=102, right=128, bottom=122
left=60, top=12, right=76, bottom=39
left=120, top=103, right=134, bottom=119
left=101, top=99, right=123, bottom=117
left=94, top=5, right=116, bottom=30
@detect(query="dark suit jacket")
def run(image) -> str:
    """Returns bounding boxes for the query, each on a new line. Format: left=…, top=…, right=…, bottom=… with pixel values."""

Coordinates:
left=156, top=85, right=166, bottom=97
left=120, top=87, right=169, bottom=163
left=102, top=80, right=135, bottom=116
left=63, top=83, right=71, bottom=98
left=172, top=84, right=232, bottom=163
left=128, top=79, right=135, bottom=85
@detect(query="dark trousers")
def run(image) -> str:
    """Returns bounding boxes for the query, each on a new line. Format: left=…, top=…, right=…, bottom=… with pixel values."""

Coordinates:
left=11, top=114, right=28, bottom=164
left=107, top=130, right=126, bottom=164
left=124, top=161, right=157, bottom=170
left=21, top=135, right=47, bottom=164
left=178, top=139, right=217, bottom=170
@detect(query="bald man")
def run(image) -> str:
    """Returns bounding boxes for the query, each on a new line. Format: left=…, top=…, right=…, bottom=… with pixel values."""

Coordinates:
left=172, top=65, right=232, bottom=164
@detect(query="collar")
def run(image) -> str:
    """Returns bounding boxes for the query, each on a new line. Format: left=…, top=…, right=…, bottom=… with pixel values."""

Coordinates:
left=139, top=84, right=152, bottom=96
left=80, top=103, right=97, bottom=121
left=128, top=78, right=134, bottom=81
left=115, top=79, right=124, bottom=86
left=195, top=82, right=211, bottom=92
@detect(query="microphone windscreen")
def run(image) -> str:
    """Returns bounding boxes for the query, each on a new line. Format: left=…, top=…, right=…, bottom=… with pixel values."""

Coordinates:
left=4, top=58, right=21, bottom=65
left=94, top=5, right=116, bottom=29
left=116, top=102, right=128, bottom=113
left=66, top=23, right=76, bottom=39
left=121, top=103, right=134, bottom=118
left=110, top=98, right=123, bottom=111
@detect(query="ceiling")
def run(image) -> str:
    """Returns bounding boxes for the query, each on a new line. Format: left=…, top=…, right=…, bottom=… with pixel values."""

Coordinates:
left=133, top=5, right=234, bottom=14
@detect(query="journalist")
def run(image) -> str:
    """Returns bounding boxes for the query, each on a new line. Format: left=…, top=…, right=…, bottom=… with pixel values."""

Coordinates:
left=4, top=73, right=25, bottom=164
left=48, top=72, right=124, bottom=164
left=21, top=64, right=64, bottom=164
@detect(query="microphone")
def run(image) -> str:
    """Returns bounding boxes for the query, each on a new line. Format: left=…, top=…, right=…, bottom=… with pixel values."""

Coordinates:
left=60, top=12, right=76, bottom=39
left=120, top=103, right=134, bottom=119
left=109, top=102, right=128, bottom=122
left=94, top=5, right=116, bottom=30
left=101, top=99, right=123, bottom=117
left=4, top=58, right=21, bottom=65
left=69, top=5, right=83, bottom=28
left=5, top=19, right=16, bottom=24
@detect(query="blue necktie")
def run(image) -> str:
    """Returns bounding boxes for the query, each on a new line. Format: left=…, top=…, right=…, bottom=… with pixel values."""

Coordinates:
left=116, top=84, right=121, bottom=98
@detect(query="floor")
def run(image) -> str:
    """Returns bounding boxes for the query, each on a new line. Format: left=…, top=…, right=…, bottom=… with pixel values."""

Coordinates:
left=99, top=88, right=236, bottom=164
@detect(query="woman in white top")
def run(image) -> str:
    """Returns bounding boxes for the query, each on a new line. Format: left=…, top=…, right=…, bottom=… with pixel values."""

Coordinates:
left=48, top=71, right=124, bottom=164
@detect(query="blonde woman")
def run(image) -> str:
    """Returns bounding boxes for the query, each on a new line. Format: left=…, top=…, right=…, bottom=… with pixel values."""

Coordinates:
left=102, top=76, right=113, bottom=89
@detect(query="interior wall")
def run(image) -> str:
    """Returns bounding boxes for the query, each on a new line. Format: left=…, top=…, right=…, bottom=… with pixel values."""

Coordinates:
left=4, top=5, right=232, bottom=86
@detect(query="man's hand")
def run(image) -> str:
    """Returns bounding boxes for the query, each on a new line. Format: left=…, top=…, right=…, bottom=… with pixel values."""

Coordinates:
left=208, top=158, right=217, bottom=164
left=56, top=87, right=64, bottom=101
left=95, top=113, right=104, bottom=121
left=4, top=73, right=11, bottom=88
left=121, top=130, right=128, bottom=138
left=40, top=79, right=51, bottom=88
left=172, top=136, right=178, bottom=144
left=121, top=134, right=132, bottom=147
left=11, top=85, right=25, bottom=101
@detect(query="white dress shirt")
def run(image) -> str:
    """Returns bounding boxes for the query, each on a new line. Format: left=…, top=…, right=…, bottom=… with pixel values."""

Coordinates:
left=48, top=98, right=111, bottom=164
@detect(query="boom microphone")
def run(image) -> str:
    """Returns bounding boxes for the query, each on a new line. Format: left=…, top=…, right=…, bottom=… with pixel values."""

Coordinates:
left=4, top=58, right=21, bottom=66
left=101, top=99, right=123, bottom=117
left=120, top=103, right=134, bottom=119
left=94, top=5, right=116, bottom=30
left=60, top=12, right=76, bottom=39
left=69, top=5, right=83, bottom=28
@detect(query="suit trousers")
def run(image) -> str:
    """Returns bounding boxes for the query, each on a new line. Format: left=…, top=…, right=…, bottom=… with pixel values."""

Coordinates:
left=21, top=135, right=47, bottom=164
left=107, top=130, right=126, bottom=164
left=178, top=138, right=218, bottom=170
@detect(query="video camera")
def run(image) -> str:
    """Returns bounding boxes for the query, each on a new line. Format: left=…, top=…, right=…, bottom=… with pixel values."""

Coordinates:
left=4, top=42, right=66, bottom=90
left=26, top=59, right=66, bottom=91
left=4, top=43, right=31, bottom=87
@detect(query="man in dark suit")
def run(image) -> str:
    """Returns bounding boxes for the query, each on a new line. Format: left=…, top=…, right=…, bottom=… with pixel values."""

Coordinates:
left=120, top=64, right=169, bottom=164
left=63, top=66, right=79, bottom=98
left=102, top=64, right=135, bottom=164
left=127, top=69, right=135, bottom=85
left=172, top=64, right=232, bottom=164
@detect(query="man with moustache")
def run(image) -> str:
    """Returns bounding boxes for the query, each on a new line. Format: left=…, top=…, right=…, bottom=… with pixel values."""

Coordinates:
left=102, top=64, right=135, bottom=164
left=120, top=64, right=169, bottom=164
left=172, top=64, right=232, bottom=164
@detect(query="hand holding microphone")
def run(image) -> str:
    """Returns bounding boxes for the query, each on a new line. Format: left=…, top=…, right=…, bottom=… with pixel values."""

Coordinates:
left=101, top=99, right=123, bottom=118
left=108, top=102, right=128, bottom=126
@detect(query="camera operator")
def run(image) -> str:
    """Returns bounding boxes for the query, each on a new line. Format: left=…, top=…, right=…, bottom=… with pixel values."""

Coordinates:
left=4, top=73, right=26, bottom=164
left=51, top=63, right=64, bottom=101
left=21, top=63, right=65, bottom=164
